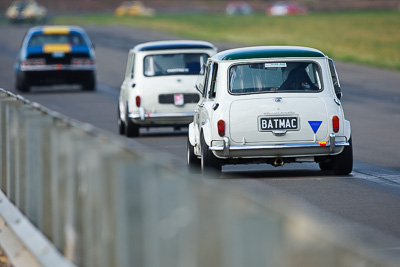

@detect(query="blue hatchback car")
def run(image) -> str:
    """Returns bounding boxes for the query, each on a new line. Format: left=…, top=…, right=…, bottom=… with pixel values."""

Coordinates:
left=15, top=25, right=96, bottom=92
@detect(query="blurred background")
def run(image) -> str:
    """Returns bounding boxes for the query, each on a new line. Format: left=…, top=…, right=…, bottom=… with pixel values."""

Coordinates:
left=1, top=0, right=400, bottom=14
left=2, top=0, right=399, bottom=71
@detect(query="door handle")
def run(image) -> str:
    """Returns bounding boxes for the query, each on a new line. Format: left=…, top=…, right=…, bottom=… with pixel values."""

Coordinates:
left=198, top=103, right=204, bottom=107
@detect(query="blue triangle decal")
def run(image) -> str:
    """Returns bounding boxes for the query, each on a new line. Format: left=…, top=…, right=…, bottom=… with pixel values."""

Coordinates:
left=308, top=121, right=322, bottom=134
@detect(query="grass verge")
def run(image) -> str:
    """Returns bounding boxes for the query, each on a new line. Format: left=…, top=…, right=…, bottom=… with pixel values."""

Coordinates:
left=54, top=10, right=400, bottom=71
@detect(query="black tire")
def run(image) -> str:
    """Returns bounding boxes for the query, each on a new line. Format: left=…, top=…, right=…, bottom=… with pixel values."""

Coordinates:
left=319, top=158, right=332, bottom=171
left=16, top=74, right=30, bottom=92
left=82, top=72, right=96, bottom=91
left=125, top=106, right=139, bottom=137
left=118, top=105, right=125, bottom=135
left=200, top=134, right=221, bottom=176
left=332, top=138, right=353, bottom=175
left=187, top=136, right=201, bottom=174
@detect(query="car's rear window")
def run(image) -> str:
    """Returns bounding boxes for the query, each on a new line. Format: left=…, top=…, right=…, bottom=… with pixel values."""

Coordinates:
left=28, top=33, right=86, bottom=47
left=229, top=61, right=323, bottom=94
left=144, top=53, right=209, bottom=77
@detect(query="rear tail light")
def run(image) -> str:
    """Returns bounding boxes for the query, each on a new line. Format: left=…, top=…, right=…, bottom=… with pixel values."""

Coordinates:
left=71, top=58, right=95, bottom=65
left=217, top=120, right=225, bottom=137
left=332, top=116, right=339, bottom=133
left=21, top=59, right=45, bottom=66
left=135, top=96, right=141, bottom=107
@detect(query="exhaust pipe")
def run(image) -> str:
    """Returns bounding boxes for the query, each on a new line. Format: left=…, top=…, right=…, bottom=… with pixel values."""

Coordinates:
left=273, top=157, right=285, bottom=167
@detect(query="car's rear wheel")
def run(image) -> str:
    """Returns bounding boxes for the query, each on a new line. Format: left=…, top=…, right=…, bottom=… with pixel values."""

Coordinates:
left=200, top=134, right=221, bottom=176
left=82, top=72, right=96, bottom=91
left=332, top=138, right=353, bottom=175
left=125, top=106, right=139, bottom=137
left=187, top=136, right=201, bottom=174
left=318, top=158, right=332, bottom=171
left=16, top=75, right=30, bottom=92
left=118, top=105, right=125, bottom=135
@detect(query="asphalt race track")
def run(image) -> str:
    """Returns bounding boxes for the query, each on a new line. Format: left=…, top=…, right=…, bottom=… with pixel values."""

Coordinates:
left=1, top=24, right=400, bottom=255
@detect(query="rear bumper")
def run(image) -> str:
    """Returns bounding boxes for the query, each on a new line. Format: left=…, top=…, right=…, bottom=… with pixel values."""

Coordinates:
left=19, top=69, right=95, bottom=85
left=210, top=133, right=349, bottom=158
left=129, top=111, right=194, bottom=126
left=20, top=64, right=96, bottom=72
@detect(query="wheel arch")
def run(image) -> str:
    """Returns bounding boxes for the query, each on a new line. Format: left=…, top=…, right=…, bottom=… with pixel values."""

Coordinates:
left=188, top=122, right=197, bottom=147
left=201, top=122, right=212, bottom=147
left=344, top=119, right=351, bottom=140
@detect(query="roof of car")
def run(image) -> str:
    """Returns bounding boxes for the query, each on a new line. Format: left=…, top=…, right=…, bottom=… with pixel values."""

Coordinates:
left=213, top=46, right=326, bottom=61
left=27, top=25, right=87, bottom=35
left=133, top=40, right=216, bottom=52
left=21, top=25, right=93, bottom=56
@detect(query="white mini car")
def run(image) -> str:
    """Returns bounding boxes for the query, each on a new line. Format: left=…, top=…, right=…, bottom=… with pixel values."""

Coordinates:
left=118, top=40, right=217, bottom=137
left=187, top=46, right=353, bottom=175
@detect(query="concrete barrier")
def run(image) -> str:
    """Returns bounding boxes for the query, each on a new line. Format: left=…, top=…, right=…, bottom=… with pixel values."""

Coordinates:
left=0, top=88, right=397, bottom=267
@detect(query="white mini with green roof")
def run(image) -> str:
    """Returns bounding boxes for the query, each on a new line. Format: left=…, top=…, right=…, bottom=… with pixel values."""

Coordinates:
left=187, top=46, right=353, bottom=175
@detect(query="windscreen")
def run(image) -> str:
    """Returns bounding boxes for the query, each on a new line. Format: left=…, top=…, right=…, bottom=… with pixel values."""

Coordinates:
left=144, top=53, right=209, bottom=77
left=28, top=33, right=86, bottom=46
left=229, top=61, right=323, bottom=94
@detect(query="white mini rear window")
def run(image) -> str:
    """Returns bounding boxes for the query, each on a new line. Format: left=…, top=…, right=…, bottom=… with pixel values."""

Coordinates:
left=229, top=61, right=323, bottom=94
left=144, top=53, right=209, bottom=77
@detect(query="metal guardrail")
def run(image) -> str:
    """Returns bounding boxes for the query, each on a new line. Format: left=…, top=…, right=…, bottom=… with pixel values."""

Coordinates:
left=0, top=87, right=398, bottom=267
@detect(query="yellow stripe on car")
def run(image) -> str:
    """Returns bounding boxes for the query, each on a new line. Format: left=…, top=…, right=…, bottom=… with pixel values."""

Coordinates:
left=43, top=44, right=71, bottom=53
left=43, top=26, right=70, bottom=34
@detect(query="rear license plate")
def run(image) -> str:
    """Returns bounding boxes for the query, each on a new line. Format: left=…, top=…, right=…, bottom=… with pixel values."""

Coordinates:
left=52, top=52, right=65, bottom=58
left=259, top=116, right=299, bottom=131
left=174, top=94, right=184, bottom=106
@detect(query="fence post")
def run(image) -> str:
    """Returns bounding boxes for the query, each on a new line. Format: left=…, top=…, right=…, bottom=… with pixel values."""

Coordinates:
left=0, top=93, right=13, bottom=194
